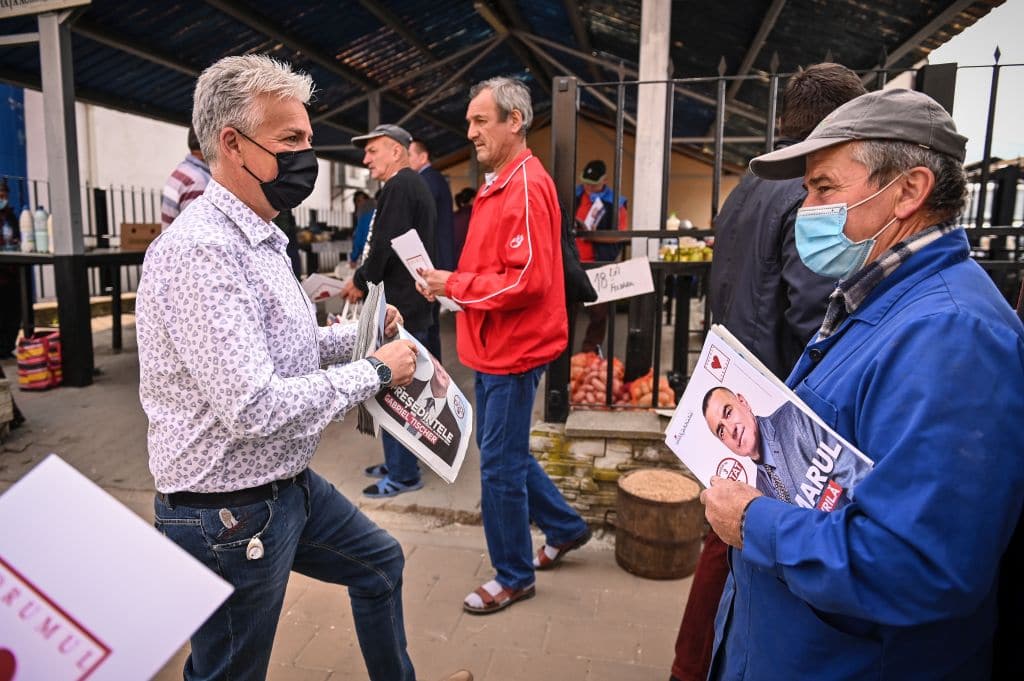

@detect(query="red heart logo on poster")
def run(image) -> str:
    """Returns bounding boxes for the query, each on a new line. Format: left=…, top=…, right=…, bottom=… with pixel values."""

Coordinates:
left=711, top=356, right=722, bottom=370
left=0, top=649, right=16, bottom=681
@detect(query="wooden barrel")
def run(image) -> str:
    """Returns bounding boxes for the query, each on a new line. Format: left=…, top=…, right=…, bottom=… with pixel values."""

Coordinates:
left=615, top=468, right=705, bottom=580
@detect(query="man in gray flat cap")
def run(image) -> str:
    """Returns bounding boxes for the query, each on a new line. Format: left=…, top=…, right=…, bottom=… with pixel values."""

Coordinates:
left=342, top=123, right=439, bottom=498
left=700, top=88, right=1024, bottom=680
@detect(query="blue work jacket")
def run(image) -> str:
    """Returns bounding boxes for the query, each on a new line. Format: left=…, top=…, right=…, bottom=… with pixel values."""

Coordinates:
left=711, top=228, right=1024, bottom=680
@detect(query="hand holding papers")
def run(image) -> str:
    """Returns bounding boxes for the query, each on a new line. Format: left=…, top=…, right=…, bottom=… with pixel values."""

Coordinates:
left=352, top=283, right=472, bottom=483
left=390, top=229, right=463, bottom=312
left=582, top=197, right=606, bottom=231
left=664, top=325, right=872, bottom=512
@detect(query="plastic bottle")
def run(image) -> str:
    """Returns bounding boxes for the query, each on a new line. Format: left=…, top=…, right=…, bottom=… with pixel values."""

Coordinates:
left=19, top=207, right=34, bottom=252
left=47, top=213, right=53, bottom=252
left=34, top=206, right=49, bottom=253
left=1, top=217, right=13, bottom=251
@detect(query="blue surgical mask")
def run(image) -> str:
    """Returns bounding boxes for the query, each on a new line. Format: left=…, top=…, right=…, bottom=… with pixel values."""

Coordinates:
left=794, top=175, right=902, bottom=280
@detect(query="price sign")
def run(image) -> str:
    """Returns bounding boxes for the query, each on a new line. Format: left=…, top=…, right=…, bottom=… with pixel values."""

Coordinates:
left=584, top=256, right=655, bottom=306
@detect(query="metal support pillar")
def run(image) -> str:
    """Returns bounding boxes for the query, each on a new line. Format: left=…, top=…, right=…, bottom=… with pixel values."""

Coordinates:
left=39, top=11, right=92, bottom=385
left=52, top=256, right=93, bottom=385
left=630, top=0, right=671, bottom=230
left=545, top=76, right=578, bottom=423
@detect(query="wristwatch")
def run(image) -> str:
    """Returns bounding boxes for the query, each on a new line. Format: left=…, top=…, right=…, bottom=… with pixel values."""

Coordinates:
left=366, top=357, right=392, bottom=388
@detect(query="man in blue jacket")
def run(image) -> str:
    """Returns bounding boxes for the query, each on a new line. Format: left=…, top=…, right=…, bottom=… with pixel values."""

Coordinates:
left=701, top=88, right=1024, bottom=680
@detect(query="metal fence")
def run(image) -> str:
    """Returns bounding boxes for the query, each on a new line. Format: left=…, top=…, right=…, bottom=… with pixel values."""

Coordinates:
left=5, top=176, right=349, bottom=300
left=546, top=57, right=1024, bottom=422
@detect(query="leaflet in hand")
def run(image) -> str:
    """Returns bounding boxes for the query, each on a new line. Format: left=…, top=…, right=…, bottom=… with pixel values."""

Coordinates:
left=390, top=229, right=463, bottom=312
left=582, top=197, right=606, bottom=230
left=353, top=282, right=472, bottom=483
left=663, top=325, right=873, bottom=511
left=300, top=273, right=346, bottom=302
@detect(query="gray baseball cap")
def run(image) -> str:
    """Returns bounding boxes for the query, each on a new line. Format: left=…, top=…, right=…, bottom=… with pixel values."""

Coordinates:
left=351, top=123, right=413, bottom=149
left=750, top=88, right=968, bottom=180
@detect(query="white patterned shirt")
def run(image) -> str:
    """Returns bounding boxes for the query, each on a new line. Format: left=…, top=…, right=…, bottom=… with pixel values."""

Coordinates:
left=137, top=179, right=380, bottom=493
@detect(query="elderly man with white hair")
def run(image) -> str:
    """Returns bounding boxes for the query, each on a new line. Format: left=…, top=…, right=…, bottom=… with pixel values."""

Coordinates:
left=136, top=54, right=471, bottom=681
left=700, top=88, right=1024, bottom=680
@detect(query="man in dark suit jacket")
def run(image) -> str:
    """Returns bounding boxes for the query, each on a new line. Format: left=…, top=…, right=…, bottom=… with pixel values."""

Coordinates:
left=410, top=139, right=454, bottom=361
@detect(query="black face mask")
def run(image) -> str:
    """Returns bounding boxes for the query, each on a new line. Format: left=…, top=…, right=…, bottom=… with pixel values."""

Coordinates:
left=236, top=129, right=318, bottom=211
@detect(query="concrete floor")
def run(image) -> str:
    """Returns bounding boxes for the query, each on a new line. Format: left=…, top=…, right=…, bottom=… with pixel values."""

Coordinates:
left=0, top=310, right=699, bottom=681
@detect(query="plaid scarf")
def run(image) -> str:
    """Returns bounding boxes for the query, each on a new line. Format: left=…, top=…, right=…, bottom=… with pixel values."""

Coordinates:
left=817, top=220, right=958, bottom=339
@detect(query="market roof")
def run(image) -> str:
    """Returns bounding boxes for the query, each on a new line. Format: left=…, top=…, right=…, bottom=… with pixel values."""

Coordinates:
left=0, top=0, right=1004, bottom=168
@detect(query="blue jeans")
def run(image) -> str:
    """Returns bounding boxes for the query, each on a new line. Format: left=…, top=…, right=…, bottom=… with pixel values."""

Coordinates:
left=154, top=469, right=414, bottom=681
left=476, top=367, right=588, bottom=591
left=382, top=328, right=431, bottom=483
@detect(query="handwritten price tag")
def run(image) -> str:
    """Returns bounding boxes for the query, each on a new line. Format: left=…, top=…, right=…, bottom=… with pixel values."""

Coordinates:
left=584, top=257, right=655, bottom=306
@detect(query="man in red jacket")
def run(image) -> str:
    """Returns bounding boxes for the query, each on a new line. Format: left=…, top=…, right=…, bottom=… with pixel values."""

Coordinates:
left=418, top=76, right=591, bottom=615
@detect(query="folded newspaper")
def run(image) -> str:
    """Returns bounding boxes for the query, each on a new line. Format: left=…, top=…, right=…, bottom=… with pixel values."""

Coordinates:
left=390, top=229, right=463, bottom=312
left=351, top=283, right=472, bottom=484
left=664, top=325, right=872, bottom=511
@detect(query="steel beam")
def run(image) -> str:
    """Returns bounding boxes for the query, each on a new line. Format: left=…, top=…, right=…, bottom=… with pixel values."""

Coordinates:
left=473, top=0, right=552, bottom=94
left=515, top=30, right=766, bottom=126
left=203, top=0, right=466, bottom=136
left=725, top=0, right=786, bottom=102
left=397, top=35, right=506, bottom=125
left=38, top=11, right=93, bottom=385
left=355, top=0, right=437, bottom=63
left=311, top=37, right=494, bottom=122
left=0, top=32, right=39, bottom=46
left=862, top=0, right=975, bottom=85
left=72, top=17, right=200, bottom=77
left=560, top=0, right=602, bottom=82
left=518, top=33, right=636, bottom=127
left=632, top=0, right=671, bottom=232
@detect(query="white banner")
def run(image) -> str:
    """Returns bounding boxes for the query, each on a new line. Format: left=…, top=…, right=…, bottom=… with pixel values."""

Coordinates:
left=0, top=455, right=232, bottom=681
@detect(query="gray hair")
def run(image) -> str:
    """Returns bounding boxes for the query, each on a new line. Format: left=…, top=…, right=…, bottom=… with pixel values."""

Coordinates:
left=192, top=55, right=315, bottom=164
left=469, top=76, right=533, bottom=136
left=850, top=140, right=967, bottom=219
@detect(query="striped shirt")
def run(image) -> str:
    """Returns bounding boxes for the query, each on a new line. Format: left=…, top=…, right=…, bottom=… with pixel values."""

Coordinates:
left=817, top=220, right=958, bottom=339
left=160, top=154, right=211, bottom=230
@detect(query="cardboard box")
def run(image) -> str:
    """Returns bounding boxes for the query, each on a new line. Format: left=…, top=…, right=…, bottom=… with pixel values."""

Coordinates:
left=119, top=222, right=160, bottom=251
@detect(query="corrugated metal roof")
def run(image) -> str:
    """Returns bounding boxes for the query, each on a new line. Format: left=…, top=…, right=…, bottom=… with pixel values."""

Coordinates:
left=0, top=0, right=1004, bottom=168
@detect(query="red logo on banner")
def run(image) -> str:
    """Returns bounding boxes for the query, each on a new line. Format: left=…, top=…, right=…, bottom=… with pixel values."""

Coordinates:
left=817, top=479, right=844, bottom=512
left=716, top=457, right=748, bottom=483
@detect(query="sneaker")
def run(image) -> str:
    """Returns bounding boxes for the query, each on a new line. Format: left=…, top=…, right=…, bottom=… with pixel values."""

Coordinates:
left=362, top=475, right=424, bottom=498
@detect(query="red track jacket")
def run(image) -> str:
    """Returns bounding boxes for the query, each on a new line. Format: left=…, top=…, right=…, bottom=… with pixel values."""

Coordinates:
left=446, top=149, right=567, bottom=374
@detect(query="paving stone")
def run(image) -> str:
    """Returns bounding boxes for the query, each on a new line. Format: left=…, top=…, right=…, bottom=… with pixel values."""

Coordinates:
left=545, top=617, right=642, bottom=664
left=451, top=610, right=550, bottom=652
left=293, top=623, right=361, bottom=672
left=269, top=619, right=320, bottom=666
left=637, top=624, right=680, bottom=670
left=283, top=583, right=353, bottom=629
left=485, top=649, right=589, bottom=681
left=585, top=658, right=666, bottom=681
left=596, top=587, right=687, bottom=626
left=406, top=638, right=492, bottom=681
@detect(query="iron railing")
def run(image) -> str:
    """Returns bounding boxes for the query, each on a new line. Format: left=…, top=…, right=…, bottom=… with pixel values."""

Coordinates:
left=546, top=57, right=1024, bottom=423
left=4, top=176, right=349, bottom=301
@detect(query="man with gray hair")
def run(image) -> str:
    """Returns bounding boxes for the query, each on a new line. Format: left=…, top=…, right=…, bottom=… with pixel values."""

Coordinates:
left=419, top=77, right=590, bottom=615
left=136, top=54, right=470, bottom=681
left=700, top=88, right=1024, bottom=680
